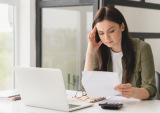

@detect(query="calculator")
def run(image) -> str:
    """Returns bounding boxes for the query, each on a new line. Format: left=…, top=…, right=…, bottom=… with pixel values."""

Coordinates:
left=99, top=102, right=123, bottom=110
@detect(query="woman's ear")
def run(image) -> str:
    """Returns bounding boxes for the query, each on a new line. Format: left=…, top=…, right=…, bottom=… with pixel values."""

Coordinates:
left=121, top=22, right=125, bottom=31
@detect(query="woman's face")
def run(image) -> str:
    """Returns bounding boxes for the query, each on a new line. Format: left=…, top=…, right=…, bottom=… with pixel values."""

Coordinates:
left=96, top=20, right=125, bottom=52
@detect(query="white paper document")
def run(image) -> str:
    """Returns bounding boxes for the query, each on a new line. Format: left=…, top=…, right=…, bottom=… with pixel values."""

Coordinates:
left=82, top=71, right=120, bottom=99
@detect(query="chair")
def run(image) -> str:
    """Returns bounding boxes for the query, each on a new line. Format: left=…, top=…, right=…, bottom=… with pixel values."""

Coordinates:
left=153, top=71, right=160, bottom=100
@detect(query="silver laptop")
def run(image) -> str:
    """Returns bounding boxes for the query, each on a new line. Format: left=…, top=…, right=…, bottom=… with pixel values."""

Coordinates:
left=14, top=67, right=93, bottom=112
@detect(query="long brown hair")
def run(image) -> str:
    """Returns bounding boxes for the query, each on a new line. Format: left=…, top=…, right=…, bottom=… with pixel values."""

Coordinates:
left=92, top=6, right=135, bottom=83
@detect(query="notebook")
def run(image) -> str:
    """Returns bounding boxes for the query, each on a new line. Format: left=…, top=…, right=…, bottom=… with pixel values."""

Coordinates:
left=0, top=89, right=21, bottom=101
left=0, top=89, right=20, bottom=98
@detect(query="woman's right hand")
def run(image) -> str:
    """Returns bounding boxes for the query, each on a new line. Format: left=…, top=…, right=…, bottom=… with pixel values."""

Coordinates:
left=86, top=26, right=103, bottom=56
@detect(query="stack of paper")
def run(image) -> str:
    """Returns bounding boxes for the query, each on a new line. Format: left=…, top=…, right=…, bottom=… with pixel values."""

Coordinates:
left=82, top=71, right=120, bottom=99
left=0, top=89, right=21, bottom=101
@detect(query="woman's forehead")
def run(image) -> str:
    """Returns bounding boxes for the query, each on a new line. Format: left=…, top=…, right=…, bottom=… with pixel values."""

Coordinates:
left=96, top=20, right=118, bottom=31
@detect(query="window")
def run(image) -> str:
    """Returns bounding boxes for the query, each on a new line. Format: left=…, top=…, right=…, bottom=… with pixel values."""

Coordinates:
left=0, top=0, right=17, bottom=91
left=42, top=6, right=93, bottom=90
left=36, top=0, right=99, bottom=90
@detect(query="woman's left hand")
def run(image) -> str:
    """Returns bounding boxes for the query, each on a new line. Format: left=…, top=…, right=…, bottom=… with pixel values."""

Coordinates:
left=114, top=83, right=134, bottom=98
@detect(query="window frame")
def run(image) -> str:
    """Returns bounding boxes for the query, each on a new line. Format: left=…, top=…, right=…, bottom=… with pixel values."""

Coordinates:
left=0, top=0, right=18, bottom=89
left=0, top=0, right=17, bottom=5
left=36, top=0, right=99, bottom=67
left=36, top=0, right=99, bottom=90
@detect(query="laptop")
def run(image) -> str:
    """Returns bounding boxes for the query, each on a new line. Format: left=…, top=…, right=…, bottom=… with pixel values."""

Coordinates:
left=14, top=67, right=93, bottom=112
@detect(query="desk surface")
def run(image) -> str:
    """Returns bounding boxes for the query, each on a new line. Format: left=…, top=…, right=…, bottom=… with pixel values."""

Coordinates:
left=0, top=91, right=160, bottom=113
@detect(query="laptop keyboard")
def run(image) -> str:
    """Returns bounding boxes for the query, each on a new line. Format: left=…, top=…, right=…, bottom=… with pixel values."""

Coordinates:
left=69, top=104, right=81, bottom=109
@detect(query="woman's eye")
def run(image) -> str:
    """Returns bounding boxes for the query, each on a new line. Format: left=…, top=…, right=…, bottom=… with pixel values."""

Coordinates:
left=109, top=30, right=114, bottom=33
left=99, top=33, right=104, bottom=35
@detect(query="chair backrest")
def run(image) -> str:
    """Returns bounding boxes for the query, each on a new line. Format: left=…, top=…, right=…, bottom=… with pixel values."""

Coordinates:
left=153, top=71, right=160, bottom=100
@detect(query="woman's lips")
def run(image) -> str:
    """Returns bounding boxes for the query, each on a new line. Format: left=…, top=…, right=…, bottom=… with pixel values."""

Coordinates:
left=105, top=41, right=113, bottom=44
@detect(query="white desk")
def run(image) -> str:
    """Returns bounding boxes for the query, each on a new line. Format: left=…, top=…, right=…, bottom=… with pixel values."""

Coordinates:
left=0, top=91, right=160, bottom=113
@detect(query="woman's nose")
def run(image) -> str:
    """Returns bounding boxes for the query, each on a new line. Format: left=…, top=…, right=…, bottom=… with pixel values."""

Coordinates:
left=104, top=33, right=110, bottom=40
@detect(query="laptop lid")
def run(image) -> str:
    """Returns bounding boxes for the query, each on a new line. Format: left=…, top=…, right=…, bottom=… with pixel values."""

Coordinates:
left=15, top=67, right=70, bottom=111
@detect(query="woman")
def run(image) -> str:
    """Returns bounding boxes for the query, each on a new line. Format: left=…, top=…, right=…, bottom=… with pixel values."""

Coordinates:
left=84, top=6, right=158, bottom=100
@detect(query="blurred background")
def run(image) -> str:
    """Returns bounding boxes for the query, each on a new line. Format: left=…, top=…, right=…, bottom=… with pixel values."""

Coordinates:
left=0, top=0, right=160, bottom=91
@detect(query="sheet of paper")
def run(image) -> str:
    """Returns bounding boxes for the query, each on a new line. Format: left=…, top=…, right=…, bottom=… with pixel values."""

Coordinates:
left=82, top=71, right=120, bottom=99
left=66, top=90, right=77, bottom=98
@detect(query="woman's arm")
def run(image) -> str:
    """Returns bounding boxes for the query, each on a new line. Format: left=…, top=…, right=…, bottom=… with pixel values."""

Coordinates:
left=115, top=42, right=156, bottom=100
left=114, top=84, right=150, bottom=99
left=84, top=53, right=94, bottom=71
left=132, top=87, right=149, bottom=99
left=140, top=43, right=157, bottom=99
left=84, top=26, right=102, bottom=71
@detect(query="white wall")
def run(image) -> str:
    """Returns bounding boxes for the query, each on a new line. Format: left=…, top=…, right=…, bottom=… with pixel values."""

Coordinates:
left=17, top=0, right=36, bottom=67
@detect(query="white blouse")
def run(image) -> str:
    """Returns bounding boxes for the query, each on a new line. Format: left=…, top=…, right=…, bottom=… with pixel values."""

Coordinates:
left=110, top=49, right=123, bottom=83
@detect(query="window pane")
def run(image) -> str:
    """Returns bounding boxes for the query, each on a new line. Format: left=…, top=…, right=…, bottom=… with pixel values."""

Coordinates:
left=0, top=4, right=14, bottom=91
left=42, top=6, right=93, bottom=90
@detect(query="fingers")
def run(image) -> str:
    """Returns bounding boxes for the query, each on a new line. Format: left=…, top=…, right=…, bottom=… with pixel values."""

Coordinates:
left=115, top=83, right=133, bottom=98
left=119, top=89, right=133, bottom=94
left=119, top=88, right=133, bottom=92
left=121, top=91, right=132, bottom=98
left=98, top=40, right=102, bottom=46
left=88, top=32, right=91, bottom=40
left=120, top=91, right=132, bottom=95
left=120, top=89, right=132, bottom=98
left=121, top=94, right=131, bottom=98
left=119, top=83, right=132, bottom=88
left=90, top=26, right=97, bottom=37
left=88, top=26, right=101, bottom=45
left=114, top=84, right=120, bottom=90
left=117, top=84, right=133, bottom=92
left=92, top=26, right=97, bottom=34
left=114, top=84, right=132, bottom=90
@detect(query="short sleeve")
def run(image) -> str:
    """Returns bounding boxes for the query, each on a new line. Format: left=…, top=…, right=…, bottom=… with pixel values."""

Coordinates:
left=140, top=43, right=157, bottom=99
